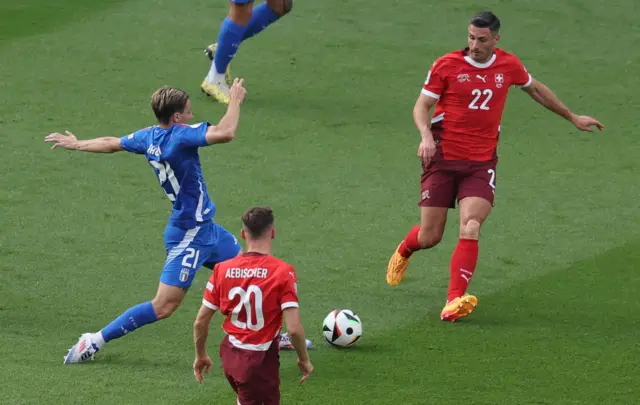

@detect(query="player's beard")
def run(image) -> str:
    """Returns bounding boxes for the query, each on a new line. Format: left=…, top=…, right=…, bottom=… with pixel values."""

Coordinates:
left=471, top=48, right=491, bottom=63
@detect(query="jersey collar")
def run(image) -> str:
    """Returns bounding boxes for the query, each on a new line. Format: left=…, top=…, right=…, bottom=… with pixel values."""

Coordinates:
left=242, top=252, right=268, bottom=257
left=462, top=48, right=497, bottom=69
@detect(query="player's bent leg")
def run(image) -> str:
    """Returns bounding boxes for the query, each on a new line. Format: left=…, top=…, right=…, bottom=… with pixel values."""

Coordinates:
left=64, top=299, right=160, bottom=364
left=386, top=206, right=448, bottom=286
left=203, top=1, right=252, bottom=103
left=441, top=196, right=492, bottom=322
left=387, top=164, right=455, bottom=286
left=206, top=0, right=290, bottom=57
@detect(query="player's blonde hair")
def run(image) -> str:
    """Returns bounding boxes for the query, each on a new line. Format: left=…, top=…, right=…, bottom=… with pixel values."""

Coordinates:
left=242, top=207, right=275, bottom=238
left=151, top=87, right=189, bottom=125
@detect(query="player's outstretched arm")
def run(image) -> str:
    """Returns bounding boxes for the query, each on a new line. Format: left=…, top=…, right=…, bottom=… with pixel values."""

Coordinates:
left=283, top=307, right=313, bottom=384
left=205, top=78, right=247, bottom=145
left=413, top=93, right=439, bottom=166
left=193, top=304, right=215, bottom=383
left=45, top=131, right=123, bottom=153
left=522, top=79, right=604, bottom=132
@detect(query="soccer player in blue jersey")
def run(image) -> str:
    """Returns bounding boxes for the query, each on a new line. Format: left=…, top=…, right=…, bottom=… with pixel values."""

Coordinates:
left=45, top=80, right=252, bottom=364
left=200, top=0, right=292, bottom=104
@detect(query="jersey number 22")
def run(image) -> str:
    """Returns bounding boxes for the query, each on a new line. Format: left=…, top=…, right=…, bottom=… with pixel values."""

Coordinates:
left=468, top=89, right=493, bottom=110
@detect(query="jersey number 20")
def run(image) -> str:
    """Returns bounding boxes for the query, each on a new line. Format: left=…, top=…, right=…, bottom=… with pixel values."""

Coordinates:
left=229, top=285, right=265, bottom=331
left=468, top=89, right=493, bottom=110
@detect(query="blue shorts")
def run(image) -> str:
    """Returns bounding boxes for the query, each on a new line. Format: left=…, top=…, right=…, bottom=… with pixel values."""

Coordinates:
left=231, top=0, right=253, bottom=4
left=161, top=220, right=241, bottom=289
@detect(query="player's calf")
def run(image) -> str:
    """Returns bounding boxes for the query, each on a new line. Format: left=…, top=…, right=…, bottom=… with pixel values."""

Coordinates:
left=399, top=207, right=447, bottom=258
left=151, top=298, right=181, bottom=320
left=417, top=226, right=444, bottom=250
left=151, top=283, right=187, bottom=319
left=448, top=221, right=483, bottom=302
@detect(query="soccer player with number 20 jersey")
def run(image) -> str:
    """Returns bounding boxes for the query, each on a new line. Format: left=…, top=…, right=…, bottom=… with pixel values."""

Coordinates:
left=193, top=206, right=313, bottom=404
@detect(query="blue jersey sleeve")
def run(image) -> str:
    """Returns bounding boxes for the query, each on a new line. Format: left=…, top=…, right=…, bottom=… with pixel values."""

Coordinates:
left=120, top=130, right=148, bottom=154
left=179, top=122, right=210, bottom=148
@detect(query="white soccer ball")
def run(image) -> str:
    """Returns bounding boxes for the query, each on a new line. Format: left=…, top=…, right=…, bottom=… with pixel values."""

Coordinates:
left=322, top=309, right=362, bottom=347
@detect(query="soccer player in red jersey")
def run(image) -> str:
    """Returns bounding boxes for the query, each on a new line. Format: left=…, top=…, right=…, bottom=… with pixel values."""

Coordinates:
left=193, top=206, right=313, bottom=404
left=386, top=11, right=604, bottom=322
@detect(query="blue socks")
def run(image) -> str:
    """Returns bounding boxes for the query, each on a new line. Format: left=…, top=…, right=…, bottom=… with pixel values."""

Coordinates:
left=100, top=301, right=158, bottom=343
left=242, top=3, right=279, bottom=41
left=210, top=5, right=280, bottom=79
left=214, top=18, right=248, bottom=75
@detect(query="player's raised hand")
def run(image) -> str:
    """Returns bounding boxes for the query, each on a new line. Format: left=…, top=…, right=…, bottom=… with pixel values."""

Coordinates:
left=45, top=130, right=79, bottom=150
left=229, top=78, right=247, bottom=104
left=297, top=358, right=313, bottom=384
left=417, top=136, right=437, bottom=166
left=193, top=355, right=213, bottom=384
left=572, top=115, right=604, bottom=132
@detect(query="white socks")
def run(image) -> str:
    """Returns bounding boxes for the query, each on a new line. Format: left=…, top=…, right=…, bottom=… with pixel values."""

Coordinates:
left=207, top=62, right=226, bottom=84
left=91, top=331, right=106, bottom=350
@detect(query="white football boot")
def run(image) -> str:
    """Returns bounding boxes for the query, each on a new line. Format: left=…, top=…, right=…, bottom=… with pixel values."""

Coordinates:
left=63, top=333, right=99, bottom=364
left=279, top=333, right=312, bottom=350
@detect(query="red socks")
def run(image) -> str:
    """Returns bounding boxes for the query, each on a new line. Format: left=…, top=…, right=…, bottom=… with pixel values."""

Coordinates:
left=398, top=228, right=480, bottom=301
left=398, top=226, right=421, bottom=258
left=447, top=238, right=479, bottom=302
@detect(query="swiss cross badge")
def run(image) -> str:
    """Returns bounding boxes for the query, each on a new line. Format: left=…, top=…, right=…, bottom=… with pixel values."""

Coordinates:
left=495, top=73, right=504, bottom=88
left=457, top=73, right=470, bottom=83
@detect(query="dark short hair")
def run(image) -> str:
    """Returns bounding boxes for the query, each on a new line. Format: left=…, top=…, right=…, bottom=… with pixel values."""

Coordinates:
left=470, top=11, right=501, bottom=34
left=242, top=206, right=274, bottom=237
left=151, top=87, right=189, bottom=125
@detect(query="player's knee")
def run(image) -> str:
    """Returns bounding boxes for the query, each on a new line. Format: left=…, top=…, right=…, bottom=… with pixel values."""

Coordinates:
left=267, top=0, right=292, bottom=16
left=152, top=299, right=180, bottom=320
left=417, top=227, right=443, bottom=249
left=282, top=0, right=293, bottom=15
left=460, top=219, right=481, bottom=240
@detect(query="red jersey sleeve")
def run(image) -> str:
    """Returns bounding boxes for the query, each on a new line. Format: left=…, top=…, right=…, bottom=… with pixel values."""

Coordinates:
left=279, top=265, right=299, bottom=310
left=421, top=58, right=448, bottom=100
left=510, top=56, right=533, bottom=88
left=202, top=264, right=220, bottom=310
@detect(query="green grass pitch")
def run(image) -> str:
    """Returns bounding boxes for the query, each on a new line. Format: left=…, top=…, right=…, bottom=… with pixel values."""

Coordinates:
left=1, top=0, right=639, bottom=403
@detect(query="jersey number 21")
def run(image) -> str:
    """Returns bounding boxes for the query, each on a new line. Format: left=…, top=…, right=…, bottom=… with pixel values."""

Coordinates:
left=149, top=160, right=180, bottom=201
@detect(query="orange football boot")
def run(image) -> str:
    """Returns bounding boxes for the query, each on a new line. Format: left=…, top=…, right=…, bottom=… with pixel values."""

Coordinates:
left=386, top=244, right=411, bottom=286
left=440, top=294, right=478, bottom=322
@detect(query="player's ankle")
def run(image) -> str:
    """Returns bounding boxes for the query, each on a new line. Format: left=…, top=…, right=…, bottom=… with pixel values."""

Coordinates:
left=91, top=332, right=106, bottom=350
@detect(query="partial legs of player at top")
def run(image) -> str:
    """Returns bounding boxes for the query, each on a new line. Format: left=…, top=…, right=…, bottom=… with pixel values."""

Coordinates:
left=202, top=0, right=293, bottom=104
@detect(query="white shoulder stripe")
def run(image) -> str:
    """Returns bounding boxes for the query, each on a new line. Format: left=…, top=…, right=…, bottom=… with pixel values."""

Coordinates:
left=520, top=73, right=533, bottom=88
left=202, top=299, right=218, bottom=310
left=281, top=302, right=299, bottom=310
left=421, top=89, right=441, bottom=100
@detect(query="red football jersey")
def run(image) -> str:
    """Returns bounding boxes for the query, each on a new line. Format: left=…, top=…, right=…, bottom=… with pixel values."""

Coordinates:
left=202, top=252, right=299, bottom=351
left=421, top=48, right=532, bottom=161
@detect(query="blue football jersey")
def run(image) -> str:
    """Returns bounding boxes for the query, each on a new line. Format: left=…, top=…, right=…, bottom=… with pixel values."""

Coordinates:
left=120, top=122, right=215, bottom=229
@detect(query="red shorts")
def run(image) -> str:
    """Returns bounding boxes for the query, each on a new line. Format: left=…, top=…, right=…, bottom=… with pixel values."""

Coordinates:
left=219, top=336, right=281, bottom=405
left=420, top=158, right=497, bottom=208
